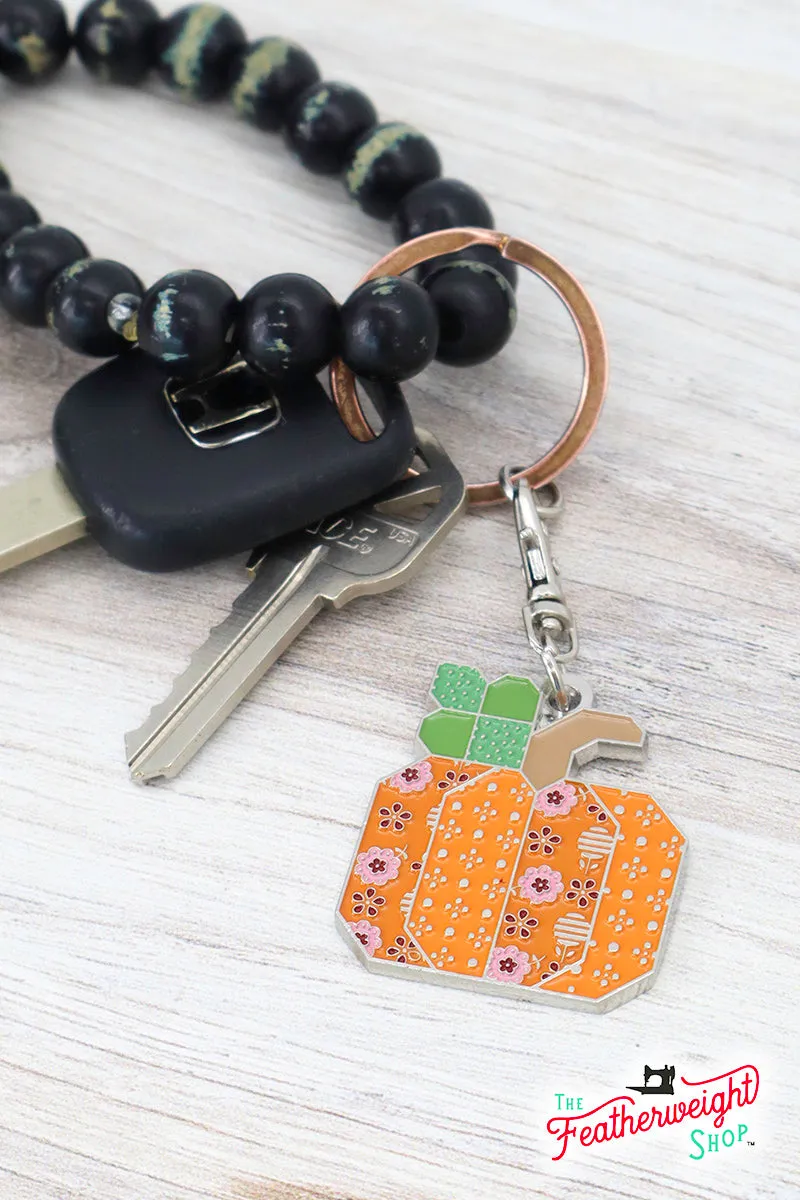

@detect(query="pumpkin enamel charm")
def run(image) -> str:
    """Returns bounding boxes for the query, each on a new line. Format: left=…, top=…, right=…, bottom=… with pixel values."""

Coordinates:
left=337, top=477, right=687, bottom=1012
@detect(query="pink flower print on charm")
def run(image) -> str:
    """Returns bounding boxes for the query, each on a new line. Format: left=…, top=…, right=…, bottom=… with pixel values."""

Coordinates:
left=518, top=863, right=564, bottom=904
left=348, top=920, right=382, bottom=956
left=355, top=846, right=402, bottom=886
left=534, top=781, right=579, bottom=817
left=487, top=945, right=533, bottom=985
left=390, top=760, right=434, bottom=793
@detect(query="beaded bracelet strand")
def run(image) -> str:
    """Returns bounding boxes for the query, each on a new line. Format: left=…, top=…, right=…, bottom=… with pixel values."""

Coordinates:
left=0, top=0, right=519, bottom=387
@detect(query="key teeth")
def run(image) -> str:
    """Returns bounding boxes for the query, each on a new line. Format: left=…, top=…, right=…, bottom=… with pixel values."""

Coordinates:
left=124, top=601, right=247, bottom=783
left=125, top=546, right=327, bottom=783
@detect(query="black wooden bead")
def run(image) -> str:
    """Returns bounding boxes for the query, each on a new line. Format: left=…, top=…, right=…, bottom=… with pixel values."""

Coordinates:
left=0, top=225, right=88, bottom=326
left=75, top=0, right=159, bottom=85
left=344, top=123, right=442, bottom=221
left=392, top=178, right=494, bottom=243
left=284, top=81, right=377, bottom=176
left=423, top=259, right=517, bottom=368
left=46, top=258, right=143, bottom=356
left=239, top=273, right=340, bottom=383
left=138, top=269, right=238, bottom=377
left=0, top=164, right=11, bottom=189
left=341, top=275, right=438, bottom=382
left=0, top=192, right=40, bottom=246
left=392, top=179, right=518, bottom=287
left=0, top=0, right=71, bottom=83
left=155, top=3, right=245, bottom=100
left=418, top=242, right=518, bottom=291
left=232, top=37, right=319, bottom=132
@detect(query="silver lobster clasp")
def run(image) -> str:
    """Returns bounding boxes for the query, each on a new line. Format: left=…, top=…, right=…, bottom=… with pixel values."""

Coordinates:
left=499, top=467, right=578, bottom=664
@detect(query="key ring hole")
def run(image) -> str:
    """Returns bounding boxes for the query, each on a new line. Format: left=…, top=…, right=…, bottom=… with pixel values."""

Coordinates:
left=542, top=679, right=583, bottom=717
left=544, top=676, right=582, bottom=710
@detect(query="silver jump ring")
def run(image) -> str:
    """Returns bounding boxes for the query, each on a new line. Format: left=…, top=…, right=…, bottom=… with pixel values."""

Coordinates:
left=537, top=637, right=572, bottom=713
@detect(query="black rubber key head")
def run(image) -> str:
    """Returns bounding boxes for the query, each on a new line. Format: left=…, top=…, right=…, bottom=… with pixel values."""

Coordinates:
left=53, top=351, right=415, bottom=572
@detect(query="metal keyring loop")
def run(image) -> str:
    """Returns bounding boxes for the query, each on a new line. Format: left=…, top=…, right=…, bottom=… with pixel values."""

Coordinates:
left=329, top=227, right=609, bottom=505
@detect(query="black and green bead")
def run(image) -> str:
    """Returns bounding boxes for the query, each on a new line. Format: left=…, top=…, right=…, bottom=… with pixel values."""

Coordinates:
left=46, top=257, right=143, bottom=355
left=0, top=191, right=40, bottom=246
left=344, top=122, right=441, bottom=220
left=392, top=177, right=494, bottom=243
left=0, top=224, right=88, bottom=326
left=341, top=274, right=438, bottom=382
left=137, top=268, right=238, bottom=377
left=74, top=0, right=160, bottom=85
left=285, top=81, right=377, bottom=175
left=231, top=36, right=319, bottom=131
left=0, top=0, right=72, bottom=83
left=424, top=258, right=517, bottom=367
left=238, top=273, right=340, bottom=382
left=154, top=3, right=245, bottom=100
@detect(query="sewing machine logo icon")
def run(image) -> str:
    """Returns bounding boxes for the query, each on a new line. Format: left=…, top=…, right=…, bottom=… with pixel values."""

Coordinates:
left=627, top=1064, right=676, bottom=1096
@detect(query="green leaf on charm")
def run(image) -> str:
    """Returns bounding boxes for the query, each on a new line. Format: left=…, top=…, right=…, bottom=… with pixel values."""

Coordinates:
left=430, top=663, right=487, bottom=713
left=481, top=675, right=540, bottom=722
left=467, top=715, right=531, bottom=769
left=419, top=709, right=476, bottom=758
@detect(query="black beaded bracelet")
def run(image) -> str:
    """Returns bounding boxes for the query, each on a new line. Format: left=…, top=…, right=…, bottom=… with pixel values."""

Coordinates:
left=0, top=0, right=519, bottom=387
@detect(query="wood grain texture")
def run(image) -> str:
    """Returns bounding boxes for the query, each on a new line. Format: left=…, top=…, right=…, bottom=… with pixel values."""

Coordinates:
left=0, top=1, right=797, bottom=1197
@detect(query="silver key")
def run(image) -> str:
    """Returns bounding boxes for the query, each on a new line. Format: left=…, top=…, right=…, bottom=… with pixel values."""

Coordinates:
left=0, top=466, right=86, bottom=573
left=126, top=429, right=466, bottom=782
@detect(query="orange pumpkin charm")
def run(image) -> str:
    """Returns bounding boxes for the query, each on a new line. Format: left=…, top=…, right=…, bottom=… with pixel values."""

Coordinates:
left=337, top=664, right=686, bottom=1012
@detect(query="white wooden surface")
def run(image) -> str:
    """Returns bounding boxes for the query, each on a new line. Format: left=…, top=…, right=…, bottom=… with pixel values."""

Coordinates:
left=1, top=2, right=798, bottom=1197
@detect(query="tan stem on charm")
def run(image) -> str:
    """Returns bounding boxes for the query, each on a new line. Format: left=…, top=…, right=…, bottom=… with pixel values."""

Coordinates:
left=522, top=709, right=646, bottom=789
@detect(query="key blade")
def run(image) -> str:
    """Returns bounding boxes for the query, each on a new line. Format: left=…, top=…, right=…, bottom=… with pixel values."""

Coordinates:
left=126, top=545, right=328, bottom=782
left=0, top=465, right=86, bottom=573
left=127, top=428, right=467, bottom=783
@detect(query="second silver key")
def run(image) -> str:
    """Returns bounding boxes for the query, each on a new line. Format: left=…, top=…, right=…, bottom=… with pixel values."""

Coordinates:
left=126, top=429, right=466, bottom=782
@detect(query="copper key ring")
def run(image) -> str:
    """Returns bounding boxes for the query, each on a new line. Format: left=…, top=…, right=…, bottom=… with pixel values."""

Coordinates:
left=329, top=228, right=609, bottom=505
